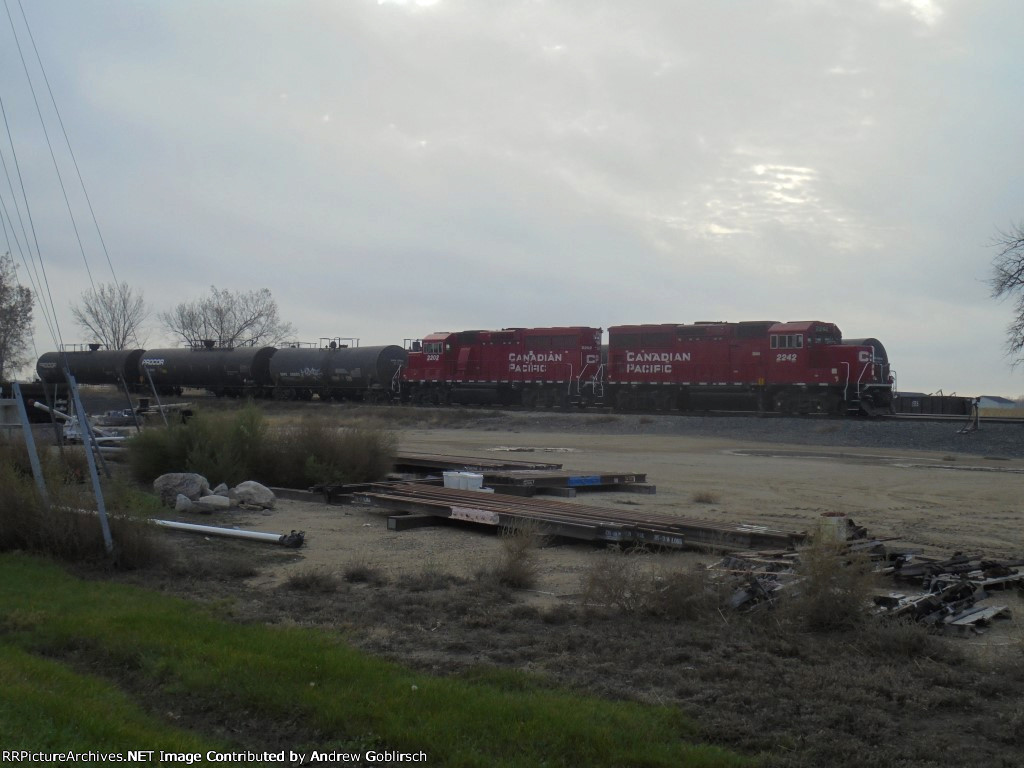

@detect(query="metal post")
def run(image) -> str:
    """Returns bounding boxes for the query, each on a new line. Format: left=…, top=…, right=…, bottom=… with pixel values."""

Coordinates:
left=143, top=366, right=169, bottom=427
left=11, top=382, right=49, bottom=507
left=117, top=372, right=142, bottom=432
left=65, top=373, right=114, bottom=555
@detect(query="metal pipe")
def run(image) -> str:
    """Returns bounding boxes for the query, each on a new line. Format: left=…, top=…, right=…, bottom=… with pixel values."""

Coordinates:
left=33, top=400, right=72, bottom=421
left=153, top=519, right=305, bottom=547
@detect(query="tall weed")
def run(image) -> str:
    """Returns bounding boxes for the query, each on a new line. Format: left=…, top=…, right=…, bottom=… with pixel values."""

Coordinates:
left=128, top=405, right=394, bottom=488
left=0, top=457, right=167, bottom=568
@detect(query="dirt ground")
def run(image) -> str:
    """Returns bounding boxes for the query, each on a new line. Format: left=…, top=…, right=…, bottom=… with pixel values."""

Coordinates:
left=113, top=410, right=1024, bottom=767
left=233, top=424, right=1024, bottom=595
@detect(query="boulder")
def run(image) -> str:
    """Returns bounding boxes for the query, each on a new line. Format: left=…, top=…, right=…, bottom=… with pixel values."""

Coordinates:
left=232, top=480, right=276, bottom=509
left=212, top=483, right=230, bottom=496
left=174, top=493, right=195, bottom=513
left=194, top=494, right=232, bottom=512
left=154, top=473, right=211, bottom=505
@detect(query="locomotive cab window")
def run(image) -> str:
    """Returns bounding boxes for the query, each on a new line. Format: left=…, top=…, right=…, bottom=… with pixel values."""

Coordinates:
left=424, top=342, right=443, bottom=355
left=770, top=334, right=803, bottom=349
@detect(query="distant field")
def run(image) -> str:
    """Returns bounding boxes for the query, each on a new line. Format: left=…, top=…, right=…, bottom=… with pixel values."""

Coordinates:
left=980, top=407, right=1024, bottom=419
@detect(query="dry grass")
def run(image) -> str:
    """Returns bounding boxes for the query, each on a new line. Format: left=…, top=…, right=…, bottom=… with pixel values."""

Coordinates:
left=0, top=441, right=170, bottom=569
left=283, top=567, right=341, bottom=593
left=342, top=556, right=388, bottom=585
left=776, top=536, right=878, bottom=632
left=583, top=547, right=726, bottom=620
left=692, top=491, right=720, bottom=504
left=481, top=522, right=547, bottom=590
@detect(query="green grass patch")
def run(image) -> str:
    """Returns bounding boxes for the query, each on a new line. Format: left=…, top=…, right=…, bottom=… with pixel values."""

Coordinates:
left=0, top=554, right=749, bottom=767
left=0, top=642, right=218, bottom=753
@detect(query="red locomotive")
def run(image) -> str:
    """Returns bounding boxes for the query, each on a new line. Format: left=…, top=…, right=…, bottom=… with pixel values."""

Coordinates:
left=606, top=320, right=894, bottom=415
left=402, top=326, right=603, bottom=407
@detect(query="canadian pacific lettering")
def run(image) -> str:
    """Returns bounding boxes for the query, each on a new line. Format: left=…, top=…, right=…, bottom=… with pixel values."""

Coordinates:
left=508, top=351, right=562, bottom=373
left=625, top=350, right=690, bottom=374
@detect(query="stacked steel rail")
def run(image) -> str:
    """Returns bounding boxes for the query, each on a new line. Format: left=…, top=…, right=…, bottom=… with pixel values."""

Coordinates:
left=354, top=483, right=807, bottom=550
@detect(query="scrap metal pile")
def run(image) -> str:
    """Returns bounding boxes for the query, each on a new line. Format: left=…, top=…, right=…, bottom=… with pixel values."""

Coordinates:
left=710, top=526, right=1022, bottom=635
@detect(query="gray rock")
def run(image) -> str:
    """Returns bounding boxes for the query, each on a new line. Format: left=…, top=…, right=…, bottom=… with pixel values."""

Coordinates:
left=174, top=493, right=195, bottom=513
left=233, top=480, right=276, bottom=509
left=154, top=473, right=211, bottom=505
left=212, top=483, right=230, bottom=495
left=194, top=494, right=232, bottom=512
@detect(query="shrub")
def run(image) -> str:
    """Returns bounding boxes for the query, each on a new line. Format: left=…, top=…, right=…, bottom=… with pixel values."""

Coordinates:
left=482, top=522, right=546, bottom=589
left=692, top=491, right=720, bottom=504
left=259, top=420, right=395, bottom=487
left=342, top=556, right=387, bottom=585
left=778, top=536, right=877, bottom=632
left=582, top=547, right=653, bottom=613
left=583, top=548, right=723, bottom=619
left=127, top=406, right=395, bottom=489
left=0, top=455, right=168, bottom=569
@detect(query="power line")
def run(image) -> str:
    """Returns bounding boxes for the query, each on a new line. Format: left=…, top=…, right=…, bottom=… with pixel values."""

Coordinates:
left=0, top=92, right=62, bottom=350
left=16, top=0, right=121, bottom=291
left=4, top=0, right=96, bottom=295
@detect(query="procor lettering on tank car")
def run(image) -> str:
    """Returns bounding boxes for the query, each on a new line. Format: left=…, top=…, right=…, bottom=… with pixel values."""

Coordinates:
left=138, top=346, right=277, bottom=397
left=36, top=346, right=145, bottom=389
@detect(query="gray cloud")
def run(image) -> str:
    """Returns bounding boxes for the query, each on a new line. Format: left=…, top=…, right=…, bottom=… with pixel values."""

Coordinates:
left=2, top=0, right=1022, bottom=394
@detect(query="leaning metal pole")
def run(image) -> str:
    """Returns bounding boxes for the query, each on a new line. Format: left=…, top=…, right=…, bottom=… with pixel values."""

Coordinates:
left=143, top=366, right=169, bottom=427
left=65, top=372, right=114, bottom=555
left=11, top=382, right=49, bottom=507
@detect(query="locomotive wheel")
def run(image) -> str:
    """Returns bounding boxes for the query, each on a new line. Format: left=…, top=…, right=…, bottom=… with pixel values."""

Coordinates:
left=829, top=393, right=846, bottom=416
left=521, top=389, right=539, bottom=409
left=652, top=391, right=673, bottom=411
left=774, top=393, right=794, bottom=414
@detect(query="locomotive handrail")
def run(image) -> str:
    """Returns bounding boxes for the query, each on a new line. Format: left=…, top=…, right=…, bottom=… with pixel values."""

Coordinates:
left=841, top=362, right=850, bottom=404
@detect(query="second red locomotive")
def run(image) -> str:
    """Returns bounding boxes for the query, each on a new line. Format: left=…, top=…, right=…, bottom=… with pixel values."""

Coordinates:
left=606, top=320, right=893, bottom=415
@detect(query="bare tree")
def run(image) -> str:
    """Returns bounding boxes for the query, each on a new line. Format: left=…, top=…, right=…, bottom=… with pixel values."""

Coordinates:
left=71, top=281, right=148, bottom=350
left=159, top=286, right=295, bottom=348
left=990, top=222, right=1024, bottom=364
left=0, top=252, right=33, bottom=381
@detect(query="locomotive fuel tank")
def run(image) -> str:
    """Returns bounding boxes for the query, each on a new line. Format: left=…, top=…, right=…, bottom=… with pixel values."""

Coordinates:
left=36, top=348, right=145, bottom=387
left=139, top=346, right=276, bottom=395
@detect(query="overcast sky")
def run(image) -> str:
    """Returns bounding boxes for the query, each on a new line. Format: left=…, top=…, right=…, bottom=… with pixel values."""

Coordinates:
left=2, top=0, right=1022, bottom=395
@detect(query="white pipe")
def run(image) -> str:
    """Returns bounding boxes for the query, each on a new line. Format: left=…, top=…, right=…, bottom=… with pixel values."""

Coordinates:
left=33, top=401, right=72, bottom=421
left=153, top=519, right=304, bottom=547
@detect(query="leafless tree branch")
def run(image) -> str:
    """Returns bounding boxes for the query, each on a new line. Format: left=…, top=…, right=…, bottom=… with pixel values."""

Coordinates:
left=990, top=222, right=1024, bottom=365
left=71, top=281, right=149, bottom=350
left=158, top=286, right=295, bottom=348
